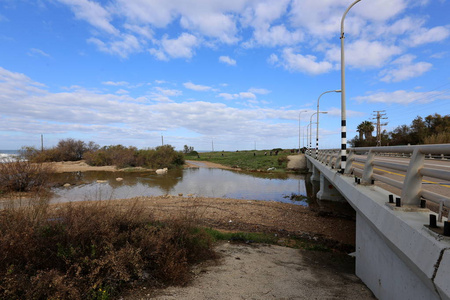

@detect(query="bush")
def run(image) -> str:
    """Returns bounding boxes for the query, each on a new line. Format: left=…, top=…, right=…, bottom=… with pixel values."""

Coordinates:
left=84, top=145, right=137, bottom=168
left=21, top=139, right=99, bottom=163
left=0, top=201, right=216, bottom=299
left=424, top=132, right=450, bottom=144
left=0, top=160, right=54, bottom=193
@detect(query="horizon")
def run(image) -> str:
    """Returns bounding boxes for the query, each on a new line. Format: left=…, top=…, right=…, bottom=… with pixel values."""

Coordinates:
left=1, top=0, right=449, bottom=151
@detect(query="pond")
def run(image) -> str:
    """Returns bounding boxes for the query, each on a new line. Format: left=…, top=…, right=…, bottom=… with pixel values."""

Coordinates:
left=51, top=164, right=309, bottom=206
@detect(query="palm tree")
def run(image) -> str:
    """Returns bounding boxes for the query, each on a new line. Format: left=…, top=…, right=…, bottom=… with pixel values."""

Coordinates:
left=356, top=121, right=374, bottom=139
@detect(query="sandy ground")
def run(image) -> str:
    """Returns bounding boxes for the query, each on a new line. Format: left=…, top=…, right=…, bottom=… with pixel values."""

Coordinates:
left=39, top=160, right=374, bottom=299
left=125, top=242, right=375, bottom=300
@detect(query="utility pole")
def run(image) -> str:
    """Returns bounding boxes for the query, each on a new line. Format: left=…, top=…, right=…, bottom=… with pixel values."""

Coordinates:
left=372, top=110, right=388, bottom=146
left=161, top=134, right=164, bottom=146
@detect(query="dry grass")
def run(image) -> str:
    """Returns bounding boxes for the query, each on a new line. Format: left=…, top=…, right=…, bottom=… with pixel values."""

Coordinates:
left=0, top=198, right=217, bottom=299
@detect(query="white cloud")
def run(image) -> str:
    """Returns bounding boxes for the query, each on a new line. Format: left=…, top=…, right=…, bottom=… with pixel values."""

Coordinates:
left=56, top=0, right=118, bottom=35
left=217, top=90, right=264, bottom=100
left=267, top=53, right=279, bottom=64
left=352, top=0, right=407, bottom=22
left=28, top=48, right=50, bottom=57
left=354, top=90, right=450, bottom=105
left=115, top=89, right=129, bottom=94
left=183, top=82, right=212, bottom=91
left=217, top=93, right=238, bottom=100
left=379, top=54, right=432, bottom=82
left=151, top=33, right=199, bottom=60
left=219, top=56, right=236, bottom=66
left=239, top=92, right=256, bottom=99
left=277, top=48, right=333, bottom=75
left=407, top=26, right=450, bottom=47
left=88, top=34, right=143, bottom=58
left=154, top=87, right=182, bottom=96
left=0, top=66, right=313, bottom=146
left=248, top=88, right=271, bottom=95
left=326, top=40, right=402, bottom=69
left=102, top=81, right=129, bottom=86
left=123, top=23, right=153, bottom=39
left=246, top=24, right=304, bottom=47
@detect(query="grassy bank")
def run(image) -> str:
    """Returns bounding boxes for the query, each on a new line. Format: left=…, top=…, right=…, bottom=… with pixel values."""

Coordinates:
left=186, top=150, right=293, bottom=172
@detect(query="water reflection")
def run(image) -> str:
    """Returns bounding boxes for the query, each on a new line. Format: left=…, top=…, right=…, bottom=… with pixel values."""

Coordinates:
left=51, top=167, right=308, bottom=205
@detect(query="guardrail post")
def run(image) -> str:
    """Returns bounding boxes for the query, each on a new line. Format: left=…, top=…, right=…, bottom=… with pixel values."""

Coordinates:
left=401, top=148, right=425, bottom=205
left=344, top=150, right=354, bottom=174
left=362, top=150, right=375, bottom=184
left=335, top=151, right=341, bottom=170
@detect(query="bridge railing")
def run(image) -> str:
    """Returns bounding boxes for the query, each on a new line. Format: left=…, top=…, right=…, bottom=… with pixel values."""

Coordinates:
left=307, top=144, right=450, bottom=219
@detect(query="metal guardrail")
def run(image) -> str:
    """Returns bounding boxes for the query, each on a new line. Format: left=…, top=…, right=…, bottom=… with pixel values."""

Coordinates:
left=307, top=144, right=450, bottom=220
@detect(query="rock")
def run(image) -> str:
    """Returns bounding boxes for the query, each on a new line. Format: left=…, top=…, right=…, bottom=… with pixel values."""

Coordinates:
left=155, top=167, right=168, bottom=174
left=96, top=180, right=107, bottom=183
left=63, top=183, right=71, bottom=187
left=116, top=177, right=123, bottom=181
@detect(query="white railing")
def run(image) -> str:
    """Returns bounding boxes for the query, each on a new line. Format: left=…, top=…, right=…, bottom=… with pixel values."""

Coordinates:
left=307, top=144, right=450, bottom=219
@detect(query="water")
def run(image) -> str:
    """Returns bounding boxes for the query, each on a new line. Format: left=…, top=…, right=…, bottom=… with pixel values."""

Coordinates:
left=51, top=167, right=308, bottom=205
left=0, top=150, right=20, bottom=162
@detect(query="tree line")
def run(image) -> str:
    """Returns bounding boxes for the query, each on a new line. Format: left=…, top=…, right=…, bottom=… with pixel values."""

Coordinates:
left=21, top=138, right=185, bottom=169
left=349, top=113, right=449, bottom=147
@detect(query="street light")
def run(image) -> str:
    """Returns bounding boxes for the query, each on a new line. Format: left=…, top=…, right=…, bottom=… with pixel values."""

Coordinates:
left=340, top=0, right=362, bottom=172
left=309, top=111, right=328, bottom=156
left=306, top=122, right=316, bottom=156
left=316, top=90, right=341, bottom=158
left=299, top=110, right=308, bottom=153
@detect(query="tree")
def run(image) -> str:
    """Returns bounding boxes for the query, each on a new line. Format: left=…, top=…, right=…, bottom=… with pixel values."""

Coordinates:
left=183, top=145, right=194, bottom=154
left=358, top=121, right=374, bottom=139
left=390, top=125, right=411, bottom=145
left=352, top=121, right=376, bottom=147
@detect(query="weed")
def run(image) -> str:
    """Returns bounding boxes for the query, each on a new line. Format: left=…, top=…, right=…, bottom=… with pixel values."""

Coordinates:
left=0, top=199, right=216, bottom=299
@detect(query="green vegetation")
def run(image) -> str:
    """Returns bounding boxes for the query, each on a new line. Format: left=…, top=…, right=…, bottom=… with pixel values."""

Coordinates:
left=21, top=139, right=185, bottom=169
left=350, top=113, right=450, bottom=147
left=84, top=144, right=184, bottom=169
left=0, top=200, right=216, bottom=300
left=186, top=149, right=293, bottom=172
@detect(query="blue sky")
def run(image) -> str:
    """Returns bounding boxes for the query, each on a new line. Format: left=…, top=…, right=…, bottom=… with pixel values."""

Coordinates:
left=0, top=0, right=449, bottom=151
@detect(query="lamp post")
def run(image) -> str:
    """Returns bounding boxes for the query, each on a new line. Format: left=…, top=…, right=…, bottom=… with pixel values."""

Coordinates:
left=309, top=112, right=328, bottom=157
left=340, top=0, right=362, bottom=173
left=316, top=90, right=341, bottom=158
left=306, top=123, right=315, bottom=156
left=299, top=110, right=308, bottom=153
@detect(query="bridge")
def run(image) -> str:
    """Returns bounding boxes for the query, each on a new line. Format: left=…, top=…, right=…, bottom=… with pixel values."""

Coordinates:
left=305, top=144, right=450, bottom=300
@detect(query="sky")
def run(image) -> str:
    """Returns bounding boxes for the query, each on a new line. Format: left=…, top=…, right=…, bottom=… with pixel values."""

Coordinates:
left=0, top=0, right=449, bottom=151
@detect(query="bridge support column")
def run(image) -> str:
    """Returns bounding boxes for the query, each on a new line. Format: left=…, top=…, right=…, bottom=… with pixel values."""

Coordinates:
left=310, top=165, right=320, bottom=182
left=317, top=173, right=345, bottom=202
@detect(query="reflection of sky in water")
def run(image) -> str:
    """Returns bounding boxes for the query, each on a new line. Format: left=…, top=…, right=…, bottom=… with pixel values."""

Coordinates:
left=52, top=168, right=307, bottom=205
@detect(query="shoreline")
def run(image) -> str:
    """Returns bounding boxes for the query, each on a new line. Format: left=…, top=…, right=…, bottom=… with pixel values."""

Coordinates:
left=45, top=159, right=235, bottom=173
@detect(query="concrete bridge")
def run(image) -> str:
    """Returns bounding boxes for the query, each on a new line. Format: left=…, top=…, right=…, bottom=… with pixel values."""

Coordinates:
left=305, top=144, right=450, bottom=300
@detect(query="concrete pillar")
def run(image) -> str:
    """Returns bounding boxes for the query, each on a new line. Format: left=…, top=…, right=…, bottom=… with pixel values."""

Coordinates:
left=310, top=165, right=320, bottom=182
left=317, top=173, right=345, bottom=202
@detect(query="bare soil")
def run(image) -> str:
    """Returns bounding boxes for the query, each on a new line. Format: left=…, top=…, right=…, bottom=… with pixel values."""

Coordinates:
left=125, top=242, right=375, bottom=300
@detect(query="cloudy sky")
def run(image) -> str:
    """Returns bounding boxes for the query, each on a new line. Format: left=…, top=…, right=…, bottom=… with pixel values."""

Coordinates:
left=1, top=0, right=449, bottom=151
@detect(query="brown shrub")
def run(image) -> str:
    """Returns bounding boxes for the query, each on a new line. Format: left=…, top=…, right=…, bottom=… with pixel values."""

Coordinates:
left=0, top=200, right=216, bottom=299
left=0, top=160, right=54, bottom=193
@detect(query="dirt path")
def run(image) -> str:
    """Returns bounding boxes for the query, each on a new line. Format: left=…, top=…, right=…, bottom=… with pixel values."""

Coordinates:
left=125, top=242, right=375, bottom=300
